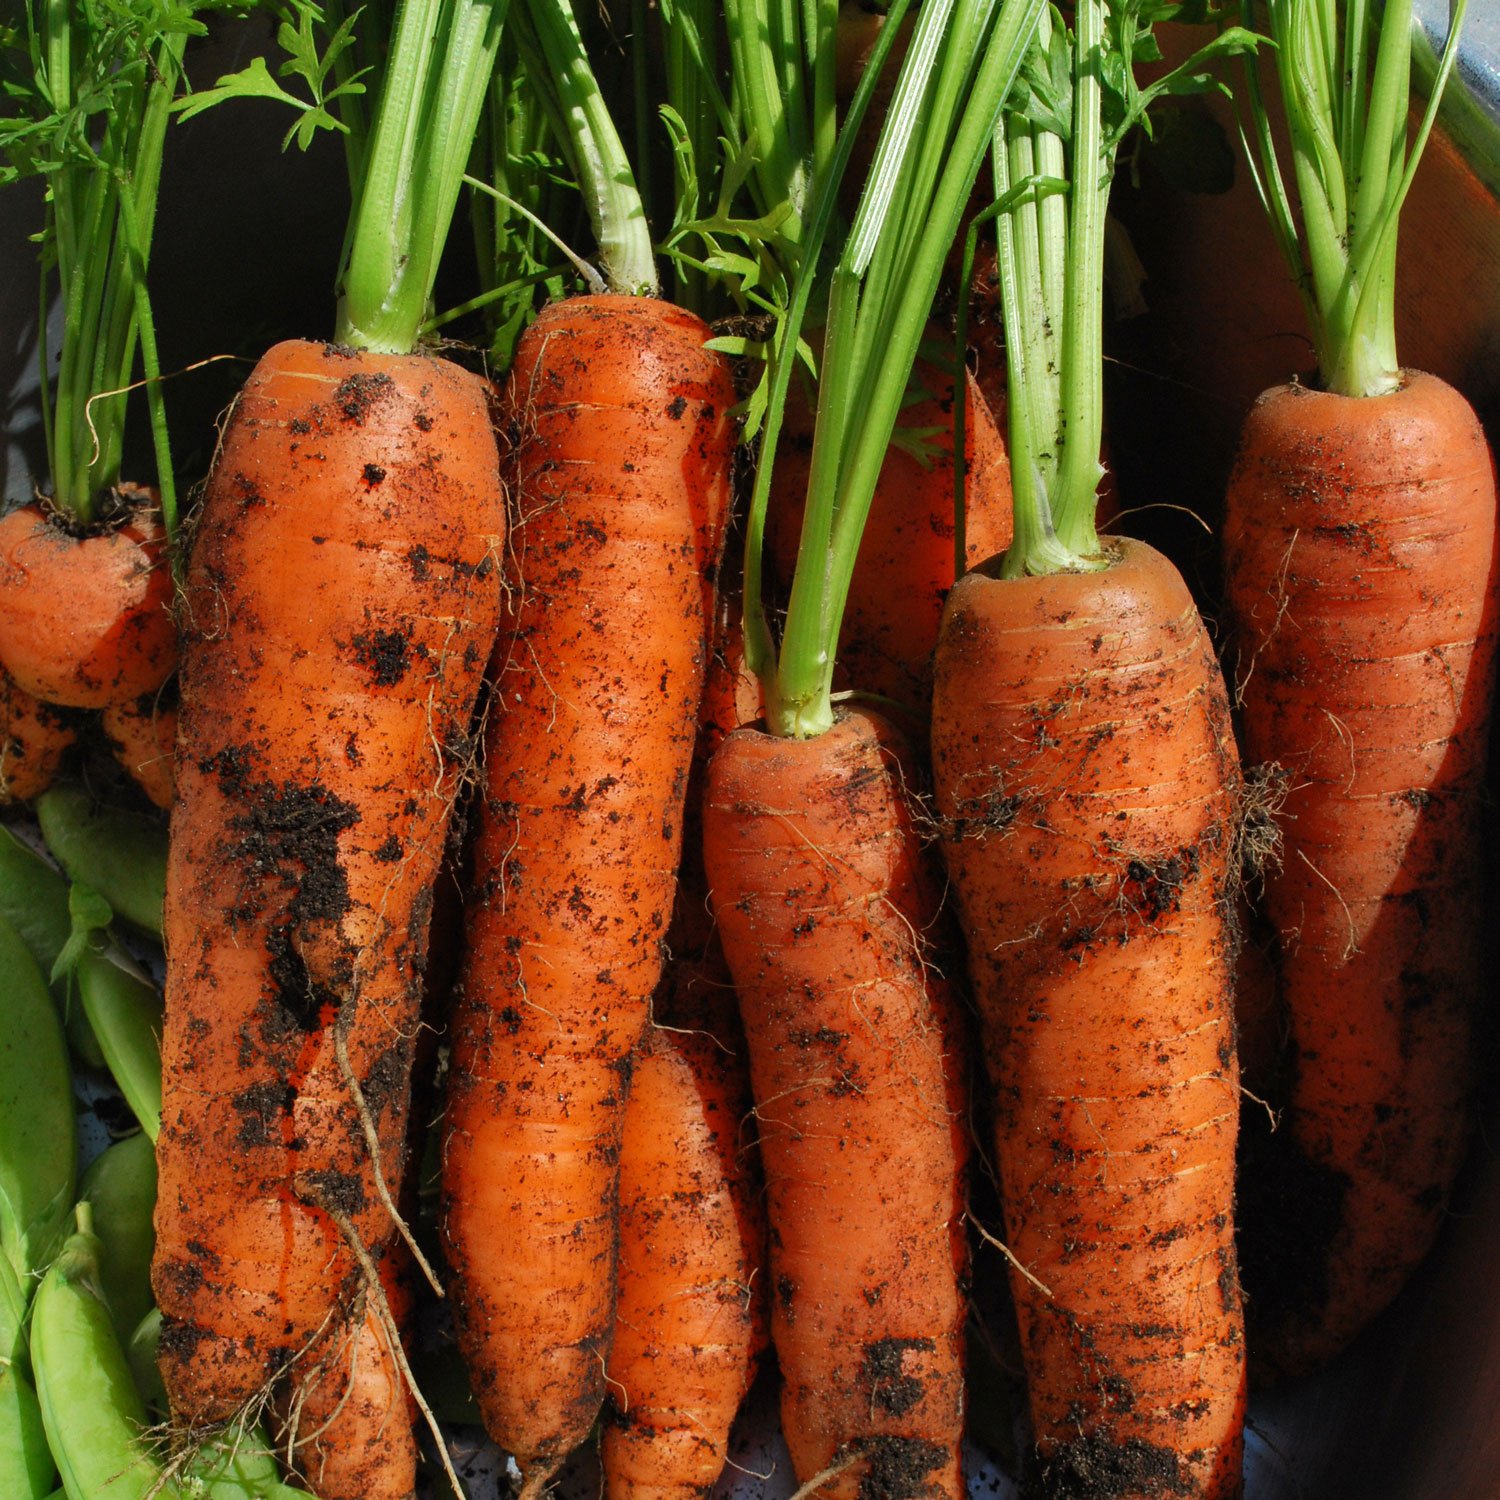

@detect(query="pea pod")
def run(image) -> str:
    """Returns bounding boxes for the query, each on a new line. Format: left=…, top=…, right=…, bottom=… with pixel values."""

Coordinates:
left=30, top=1207, right=174, bottom=1499
left=0, top=918, right=76, bottom=1281
left=34, top=785, right=166, bottom=940
left=124, top=1310, right=164, bottom=1412
left=76, top=948, right=163, bottom=1140
left=79, top=1134, right=158, bottom=1340
left=0, top=829, right=105, bottom=1067
left=0, top=1253, right=26, bottom=1368
left=0, top=1366, right=55, bottom=1497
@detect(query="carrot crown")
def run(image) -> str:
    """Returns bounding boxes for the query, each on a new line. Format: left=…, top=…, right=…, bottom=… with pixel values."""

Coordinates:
left=1, top=1, right=201, bottom=530
left=994, top=0, right=1258, bottom=578
left=749, top=0, right=1047, bottom=738
left=1241, top=0, right=1472, bottom=398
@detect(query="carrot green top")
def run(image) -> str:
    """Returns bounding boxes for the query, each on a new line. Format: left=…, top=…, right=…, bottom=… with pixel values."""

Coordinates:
left=1243, top=0, right=1471, bottom=399
left=746, top=0, right=1047, bottom=737
left=994, top=0, right=1258, bottom=579
left=0, top=0, right=202, bottom=530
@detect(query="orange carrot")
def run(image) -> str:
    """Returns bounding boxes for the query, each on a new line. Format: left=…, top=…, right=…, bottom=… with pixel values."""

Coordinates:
left=277, top=1244, right=418, bottom=1500
left=767, top=360, right=1011, bottom=714
left=151, top=340, right=504, bottom=1423
left=441, top=294, right=736, bottom=1490
left=0, top=668, right=74, bottom=803
left=930, top=540, right=1245, bottom=1499
left=0, top=495, right=175, bottom=710
left=1224, top=373, right=1499, bottom=1376
left=601, top=987, right=766, bottom=1500
left=100, top=692, right=176, bottom=809
left=702, top=708, right=970, bottom=1500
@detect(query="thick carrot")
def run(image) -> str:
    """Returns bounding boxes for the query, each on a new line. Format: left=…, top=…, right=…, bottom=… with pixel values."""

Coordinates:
left=277, top=1245, right=418, bottom=1500
left=0, top=669, right=74, bottom=804
left=151, top=339, right=503, bottom=1423
left=441, top=293, right=736, bottom=1487
left=101, top=692, right=177, bottom=809
left=930, top=539, right=1245, bottom=1499
left=767, top=360, right=1012, bottom=713
left=0, top=497, right=175, bottom=710
left=1223, top=373, right=1499, bottom=1375
left=702, top=708, right=970, bottom=1500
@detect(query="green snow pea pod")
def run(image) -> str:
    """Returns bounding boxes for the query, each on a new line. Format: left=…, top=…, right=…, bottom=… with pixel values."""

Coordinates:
left=0, top=1252, right=26, bottom=1367
left=0, top=829, right=105, bottom=1067
left=79, top=1133, right=158, bottom=1340
left=0, top=1366, right=55, bottom=1497
left=0, top=917, right=76, bottom=1281
left=76, top=946, right=163, bottom=1140
left=34, top=784, right=166, bottom=940
left=124, top=1309, right=164, bottom=1412
left=30, top=1206, right=178, bottom=1500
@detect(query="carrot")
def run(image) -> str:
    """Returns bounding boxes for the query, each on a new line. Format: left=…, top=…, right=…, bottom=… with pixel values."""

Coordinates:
left=0, top=669, right=74, bottom=804
left=931, top=541, right=1246, bottom=1497
left=1224, top=0, right=1497, bottom=1376
left=601, top=990, right=766, bottom=1499
left=151, top=339, right=504, bottom=1423
left=0, top=498, right=175, bottom=710
left=101, top=691, right=177, bottom=809
left=1225, top=376, right=1499, bottom=1373
left=927, top=7, right=1257, bottom=1492
left=766, top=358, right=1012, bottom=713
left=703, top=709, right=969, bottom=1500
left=276, top=1244, right=418, bottom=1500
left=441, top=290, right=736, bottom=1485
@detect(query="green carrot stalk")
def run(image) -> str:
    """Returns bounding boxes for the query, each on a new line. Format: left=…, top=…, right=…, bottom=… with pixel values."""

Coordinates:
left=1240, top=0, right=1471, bottom=396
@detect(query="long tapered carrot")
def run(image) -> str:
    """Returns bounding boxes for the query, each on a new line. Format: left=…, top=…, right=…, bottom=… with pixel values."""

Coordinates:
left=152, top=340, right=504, bottom=1422
left=441, top=293, right=736, bottom=1486
left=1224, top=374, right=1499, bottom=1374
left=702, top=708, right=970, bottom=1500
left=0, top=669, right=74, bottom=804
left=931, top=539, right=1245, bottom=1499
left=766, top=358, right=1012, bottom=714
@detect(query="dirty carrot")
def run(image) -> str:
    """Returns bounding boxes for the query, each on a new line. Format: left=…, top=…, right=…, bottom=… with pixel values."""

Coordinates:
left=439, top=0, right=735, bottom=1486
left=101, top=693, right=177, bottom=809
left=151, top=0, right=506, bottom=1434
left=0, top=671, right=73, bottom=805
left=1226, top=0, right=1499, bottom=1376
left=701, top=4, right=1041, bottom=1494
left=929, top=5, right=1258, bottom=1494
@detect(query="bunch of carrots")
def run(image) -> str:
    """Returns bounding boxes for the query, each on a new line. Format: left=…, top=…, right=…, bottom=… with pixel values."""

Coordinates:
left=1, top=0, right=1496, bottom=1497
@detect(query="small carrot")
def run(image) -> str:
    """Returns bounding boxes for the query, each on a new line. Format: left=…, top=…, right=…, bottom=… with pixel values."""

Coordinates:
left=602, top=993, right=766, bottom=1499
left=0, top=498, right=176, bottom=711
left=277, top=1246, right=418, bottom=1500
left=100, top=691, right=177, bottom=809
left=766, top=356, right=1012, bottom=713
left=0, top=669, right=74, bottom=804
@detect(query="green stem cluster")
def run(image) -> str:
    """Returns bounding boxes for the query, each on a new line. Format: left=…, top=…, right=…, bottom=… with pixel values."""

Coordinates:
left=760, top=0, right=1046, bottom=737
left=14, top=7, right=189, bottom=528
left=335, top=0, right=508, bottom=351
left=1243, top=0, right=1471, bottom=397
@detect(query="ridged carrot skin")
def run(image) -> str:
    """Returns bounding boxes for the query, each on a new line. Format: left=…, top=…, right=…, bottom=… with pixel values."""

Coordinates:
left=702, top=708, right=970, bottom=1500
left=441, top=295, right=736, bottom=1486
left=930, top=539, right=1244, bottom=1500
left=1224, top=372, right=1500, bottom=1377
left=767, top=362, right=1012, bottom=712
left=152, top=340, right=504, bottom=1423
